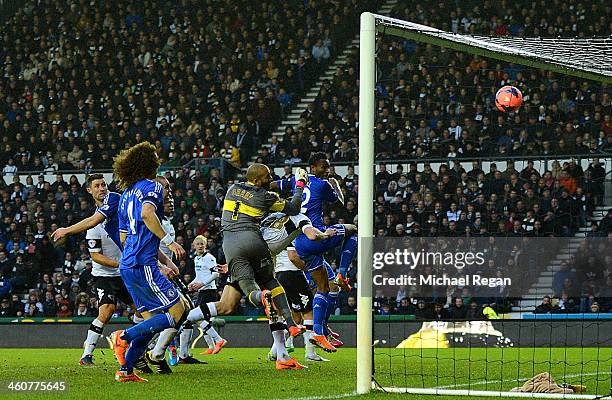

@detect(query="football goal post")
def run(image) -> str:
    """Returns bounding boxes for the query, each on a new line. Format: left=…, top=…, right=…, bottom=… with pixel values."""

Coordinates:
left=356, top=11, right=612, bottom=398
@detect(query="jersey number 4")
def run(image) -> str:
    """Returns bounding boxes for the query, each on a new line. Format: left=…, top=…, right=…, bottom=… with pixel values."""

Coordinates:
left=127, top=201, right=136, bottom=234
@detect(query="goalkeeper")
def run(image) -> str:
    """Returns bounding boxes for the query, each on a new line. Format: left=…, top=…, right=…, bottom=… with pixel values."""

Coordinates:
left=187, top=163, right=308, bottom=337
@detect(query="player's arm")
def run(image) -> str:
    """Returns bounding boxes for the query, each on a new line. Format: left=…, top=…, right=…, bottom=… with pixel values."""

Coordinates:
left=188, top=255, right=219, bottom=291
left=328, top=177, right=345, bottom=207
left=91, top=252, right=120, bottom=269
left=86, top=229, right=119, bottom=268
left=52, top=212, right=105, bottom=241
left=303, top=226, right=337, bottom=241
left=157, top=249, right=179, bottom=278
left=141, top=203, right=186, bottom=260
left=269, top=177, right=291, bottom=192
left=140, top=182, right=185, bottom=265
left=287, top=249, right=307, bottom=271
left=269, top=168, right=308, bottom=216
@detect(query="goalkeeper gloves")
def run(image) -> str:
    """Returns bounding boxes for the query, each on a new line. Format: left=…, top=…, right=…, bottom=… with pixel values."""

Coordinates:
left=295, top=167, right=309, bottom=188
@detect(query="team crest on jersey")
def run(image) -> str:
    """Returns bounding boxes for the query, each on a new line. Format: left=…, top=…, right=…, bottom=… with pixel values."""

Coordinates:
left=88, top=240, right=97, bottom=249
left=167, top=288, right=176, bottom=298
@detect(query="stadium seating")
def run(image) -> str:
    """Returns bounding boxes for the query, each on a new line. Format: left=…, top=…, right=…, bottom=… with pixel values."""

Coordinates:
left=256, top=0, right=611, bottom=165
left=0, top=0, right=610, bottom=320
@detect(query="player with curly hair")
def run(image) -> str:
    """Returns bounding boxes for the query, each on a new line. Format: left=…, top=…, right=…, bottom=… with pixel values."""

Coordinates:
left=110, top=142, right=190, bottom=382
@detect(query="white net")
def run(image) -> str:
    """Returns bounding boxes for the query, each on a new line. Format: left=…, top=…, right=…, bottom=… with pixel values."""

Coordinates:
left=374, top=14, right=612, bottom=83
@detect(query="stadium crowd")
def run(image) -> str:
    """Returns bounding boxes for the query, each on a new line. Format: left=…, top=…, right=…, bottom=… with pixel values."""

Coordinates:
left=0, top=156, right=610, bottom=318
left=0, top=0, right=610, bottom=320
left=0, top=0, right=376, bottom=174
left=253, top=0, right=611, bottom=166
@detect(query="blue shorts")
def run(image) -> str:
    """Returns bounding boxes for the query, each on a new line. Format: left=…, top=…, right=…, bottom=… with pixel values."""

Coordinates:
left=305, top=260, right=335, bottom=289
left=120, top=265, right=180, bottom=313
left=294, top=224, right=347, bottom=262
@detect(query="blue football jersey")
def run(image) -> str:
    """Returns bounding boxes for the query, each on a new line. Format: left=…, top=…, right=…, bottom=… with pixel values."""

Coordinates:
left=96, top=191, right=122, bottom=250
left=118, top=179, right=164, bottom=269
left=276, top=174, right=338, bottom=230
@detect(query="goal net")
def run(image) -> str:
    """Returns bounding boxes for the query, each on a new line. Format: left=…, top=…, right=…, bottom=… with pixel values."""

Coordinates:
left=356, top=12, right=612, bottom=399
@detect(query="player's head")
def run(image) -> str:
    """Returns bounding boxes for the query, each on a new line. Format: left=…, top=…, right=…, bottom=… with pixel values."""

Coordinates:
left=112, top=141, right=160, bottom=190
left=86, top=173, right=107, bottom=203
left=245, top=163, right=273, bottom=189
left=193, top=235, right=207, bottom=255
left=308, top=152, right=330, bottom=178
left=156, top=175, right=174, bottom=217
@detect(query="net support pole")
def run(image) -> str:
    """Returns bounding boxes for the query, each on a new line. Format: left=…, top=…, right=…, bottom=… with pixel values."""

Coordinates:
left=356, top=11, right=375, bottom=395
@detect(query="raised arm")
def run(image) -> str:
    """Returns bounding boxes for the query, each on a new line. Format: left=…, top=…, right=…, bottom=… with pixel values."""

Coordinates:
left=52, top=212, right=106, bottom=241
left=280, top=168, right=309, bottom=215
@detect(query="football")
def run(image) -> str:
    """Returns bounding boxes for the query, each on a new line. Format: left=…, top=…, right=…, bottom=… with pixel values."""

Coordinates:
left=495, top=85, right=523, bottom=112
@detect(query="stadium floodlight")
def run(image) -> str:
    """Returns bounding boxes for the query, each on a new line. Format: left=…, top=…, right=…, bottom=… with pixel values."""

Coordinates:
left=356, top=11, right=612, bottom=398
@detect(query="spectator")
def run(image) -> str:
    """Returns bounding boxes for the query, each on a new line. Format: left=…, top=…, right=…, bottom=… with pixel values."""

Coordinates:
left=396, top=298, right=414, bottom=315
left=555, top=292, right=578, bottom=313
left=23, top=293, right=43, bottom=317
left=42, top=291, right=58, bottom=317
left=429, top=303, right=450, bottom=320
left=340, top=296, right=357, bottom=315
left=0, top=270, right=11, bottom=299
left=465, top=301, right=483, bottom=320
left=589, top=302, right=601, bottom=314
left=552, top=262, right=576, bottom=297
left=0, top=298, right=13, bottom=317
left=534, top=296, right=555, bottom=314
left=56, top=300, right=72, bottom=318
left=449, top=298, right=468, bottom=320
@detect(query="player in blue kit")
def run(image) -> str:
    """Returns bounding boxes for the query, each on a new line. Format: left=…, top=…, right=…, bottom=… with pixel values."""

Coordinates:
left=110, top=142, right=190, bottom=383
left=272, top=152, right=357, bottom=352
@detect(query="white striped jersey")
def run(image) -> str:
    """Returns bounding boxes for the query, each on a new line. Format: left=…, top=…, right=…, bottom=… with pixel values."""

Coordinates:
left=261, top=212, right=312, bottom=272
left=86, top=223, right=122, bottom=277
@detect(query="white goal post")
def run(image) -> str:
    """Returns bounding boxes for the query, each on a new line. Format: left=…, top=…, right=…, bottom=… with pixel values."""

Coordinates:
left=356, top=11, right=612, bottom=398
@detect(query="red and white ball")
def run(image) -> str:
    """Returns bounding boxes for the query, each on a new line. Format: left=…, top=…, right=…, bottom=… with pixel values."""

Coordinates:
left=495, top=85, right=523, bottom=113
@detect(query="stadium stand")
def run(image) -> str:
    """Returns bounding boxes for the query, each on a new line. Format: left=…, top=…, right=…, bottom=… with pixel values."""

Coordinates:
left=0, top=0, right=377, bottom=172
left=252, top=0, right=612, bottom=165
left=0, top=0, right=610, bottom=320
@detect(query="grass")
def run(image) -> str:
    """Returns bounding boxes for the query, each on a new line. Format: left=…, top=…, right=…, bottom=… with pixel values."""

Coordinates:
left=0, top=347, right=609, bottom=399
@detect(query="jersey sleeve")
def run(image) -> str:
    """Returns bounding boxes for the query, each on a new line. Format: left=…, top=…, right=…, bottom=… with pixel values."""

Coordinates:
left=275, top=176, right=295, bottom=192
left=265, top=191, right=286, bottom=212
left=289, top=214, right=313, bottom=233
left=96, top=192, right=120, bottom=219
left=205, top=254, right=217, bottom=270
left=85, top=227, right=102, bottom=253
left=118, top=194, right=128, bottom=233
left=323, top=180, right=340, bottom=203
left=142, top=180, right=164, bottom=210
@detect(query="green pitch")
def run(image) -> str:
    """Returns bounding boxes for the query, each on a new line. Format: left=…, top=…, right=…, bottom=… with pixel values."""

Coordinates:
left=0, top=348, right=609, bottom=399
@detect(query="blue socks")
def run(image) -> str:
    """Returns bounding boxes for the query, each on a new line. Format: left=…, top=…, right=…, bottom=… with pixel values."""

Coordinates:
left=313, top=292, right=328, bottom=335
left=122, top=313, right=175, bottom=343
left=338, top=235, right=357, bottom=277
left=121, top=332, right=155, bottom=373
left=324, top=292, right=339, bottom=335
